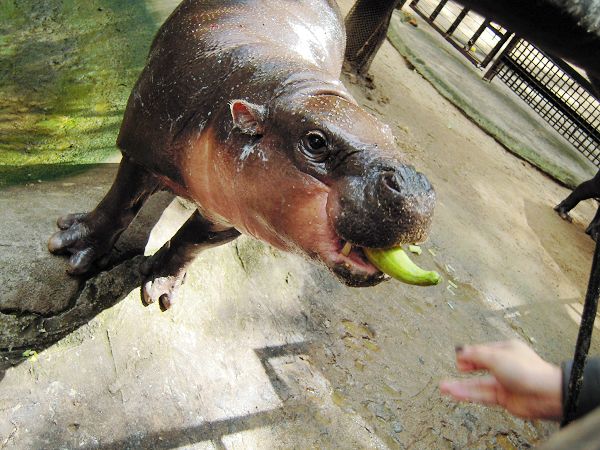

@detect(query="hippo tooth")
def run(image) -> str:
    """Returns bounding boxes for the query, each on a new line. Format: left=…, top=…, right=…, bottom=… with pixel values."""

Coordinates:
left=341, top=241, right=352, bottom=257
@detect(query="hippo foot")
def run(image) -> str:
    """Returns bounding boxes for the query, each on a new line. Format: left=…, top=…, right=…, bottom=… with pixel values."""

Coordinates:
left=140, top=249, right=188, bottom=311
left=141, top=272, right=186, bottom=311
left=48, top=212, right=117, bottom=275
left=554, top=204, right=573, bottom=222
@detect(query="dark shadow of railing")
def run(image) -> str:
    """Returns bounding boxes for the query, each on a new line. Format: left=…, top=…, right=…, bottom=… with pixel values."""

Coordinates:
left=83, top=342, right=311, bottom=450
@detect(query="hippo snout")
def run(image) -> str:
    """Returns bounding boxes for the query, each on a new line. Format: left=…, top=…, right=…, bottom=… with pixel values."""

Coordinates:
left=328, top=163, right=436, bottom=249
left=378, top=165, right=432, bottom=201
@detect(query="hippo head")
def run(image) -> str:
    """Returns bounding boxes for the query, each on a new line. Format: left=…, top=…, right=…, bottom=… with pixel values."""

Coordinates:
left=194, top=93, right=435, bottom=287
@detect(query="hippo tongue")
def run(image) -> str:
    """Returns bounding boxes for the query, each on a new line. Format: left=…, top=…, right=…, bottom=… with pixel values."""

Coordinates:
left=363, top=247, right=440, bottom=286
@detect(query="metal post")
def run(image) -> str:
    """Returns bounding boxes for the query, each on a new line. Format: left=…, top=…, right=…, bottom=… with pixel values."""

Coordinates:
left=466, top=19, right=490, bottom=49
left=344, top=0, right=402, bottom=75
left=483, top=34, right=518, bottom=81
left=429, top=0, right=448, bottom=22
left=480, top=31, right=513, bottom=69
left=561, top=240, right=600, bottom=426
left=445, top=7, right=470, bottom=36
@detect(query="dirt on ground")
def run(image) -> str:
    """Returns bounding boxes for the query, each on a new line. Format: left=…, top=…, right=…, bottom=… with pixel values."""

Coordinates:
left=1, top=1, right=599, bottom=449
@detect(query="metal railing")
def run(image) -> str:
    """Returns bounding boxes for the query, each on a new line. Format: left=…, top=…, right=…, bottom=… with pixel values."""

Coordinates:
left=408, top=0, right=600, bottom=168
left=409, top=0, right=512, bottom=68
left=487, top=39, right=600, bottom=167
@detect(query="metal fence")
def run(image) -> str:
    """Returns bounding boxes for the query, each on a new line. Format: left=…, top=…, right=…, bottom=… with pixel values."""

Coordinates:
left=488, top=39, right=600, bottom=166
left=409, top=0, right=512, bottom=68
left=407, top=0, right=600, bottom=167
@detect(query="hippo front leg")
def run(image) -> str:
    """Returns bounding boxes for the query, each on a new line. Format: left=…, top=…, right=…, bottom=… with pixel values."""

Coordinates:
left=141, top=210, right=240, bottom=311
left=48, top=157, right=159, bottom=274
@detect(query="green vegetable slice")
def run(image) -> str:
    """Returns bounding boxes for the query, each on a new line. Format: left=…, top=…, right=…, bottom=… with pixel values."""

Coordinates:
left=408, top=244, right=422, bottom=255
left=364, top=247, right=441, bottom=286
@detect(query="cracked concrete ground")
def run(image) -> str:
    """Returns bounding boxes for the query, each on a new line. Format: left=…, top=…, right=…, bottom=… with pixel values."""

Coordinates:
left=1, top=1, right=600, bottom=449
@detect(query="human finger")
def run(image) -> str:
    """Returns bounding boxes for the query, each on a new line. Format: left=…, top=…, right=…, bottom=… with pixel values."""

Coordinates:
left=455, top=343, right=509, bottom=373
left=439, top=376, right=500, bottom=406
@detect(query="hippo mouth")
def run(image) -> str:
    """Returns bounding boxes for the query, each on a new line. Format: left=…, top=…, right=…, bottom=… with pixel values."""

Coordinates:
left=318, top=231, right=387, bottom=287
left=315, top=194, right=437, bottom=287
left=330, top=239, right=387, bottom=287
left=321, top=234, right=440, bottom=288
left=313, top=163, right=435, bottom=286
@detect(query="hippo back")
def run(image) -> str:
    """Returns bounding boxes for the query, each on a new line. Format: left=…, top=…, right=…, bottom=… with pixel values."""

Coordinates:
left=117, top=0, right=347, bottom=183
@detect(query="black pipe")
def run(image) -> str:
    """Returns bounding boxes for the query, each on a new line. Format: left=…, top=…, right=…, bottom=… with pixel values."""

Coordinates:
left=562, top=240, right=600, bottom=426
left=429, top=0, right=448, bottom=21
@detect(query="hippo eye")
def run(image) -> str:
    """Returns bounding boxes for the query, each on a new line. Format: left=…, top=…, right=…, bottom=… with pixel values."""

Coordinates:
left=301, top=130, right=329, bottom=162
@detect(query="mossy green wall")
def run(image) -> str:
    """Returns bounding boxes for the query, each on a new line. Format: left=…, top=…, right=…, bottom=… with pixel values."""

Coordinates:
left=0, top=0, right=159, bottom=187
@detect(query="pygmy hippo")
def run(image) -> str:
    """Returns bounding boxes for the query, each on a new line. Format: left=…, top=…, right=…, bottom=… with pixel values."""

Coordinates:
left=48, top=0, right=436, bottom=310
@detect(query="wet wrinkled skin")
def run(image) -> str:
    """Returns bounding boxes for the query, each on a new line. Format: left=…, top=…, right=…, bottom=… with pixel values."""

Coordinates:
left=49, top=0, right=436, bottom=298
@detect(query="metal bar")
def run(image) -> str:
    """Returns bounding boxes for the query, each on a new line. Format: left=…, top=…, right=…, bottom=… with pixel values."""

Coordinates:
left=500, top=56, right=600, bottom=143
left=445, top=7, right=469, bottom=36
left=480, top=31, right=513, bottom=68
left=429, top=0, right=448, bottom=22
left=483, top=34, right=518, bottom=81
left=562, top=240, right=600, bottom=426
left=466, top=19, right=491, bottom=49
left=486, top=23, right=506, bottom=39
left=506, top=42, right=600, bottom=142
left=410, top=2, right=480, bottom=66
left=494, top=55, right=600, bottom=165
left=343, top=0, right=400, bottom=75
left=546, top=54, right=600, bottom=103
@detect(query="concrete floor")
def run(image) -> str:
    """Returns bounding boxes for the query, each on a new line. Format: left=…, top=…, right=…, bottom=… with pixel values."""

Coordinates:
left=1, top=1, right=599, bottom=449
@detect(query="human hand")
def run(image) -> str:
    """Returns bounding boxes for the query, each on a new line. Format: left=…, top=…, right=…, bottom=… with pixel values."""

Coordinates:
left=439, top=340, right=562, bottom=420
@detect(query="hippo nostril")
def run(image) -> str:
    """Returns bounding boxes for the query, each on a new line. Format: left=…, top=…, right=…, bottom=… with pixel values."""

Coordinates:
left=382, top=171, right=402, bottom=194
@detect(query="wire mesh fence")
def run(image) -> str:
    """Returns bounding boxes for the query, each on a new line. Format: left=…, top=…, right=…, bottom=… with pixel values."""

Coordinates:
left=405, top=0, right=600, bottom=167
left=492, top=39, right=600, bottom=166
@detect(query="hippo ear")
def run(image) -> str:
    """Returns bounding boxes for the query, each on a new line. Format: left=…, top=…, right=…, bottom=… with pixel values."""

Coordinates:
left=230, top=100, right=266, bottom=135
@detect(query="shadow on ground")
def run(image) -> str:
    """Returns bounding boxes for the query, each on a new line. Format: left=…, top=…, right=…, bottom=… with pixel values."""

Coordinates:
left=86, top=343, right=312, bottom=450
